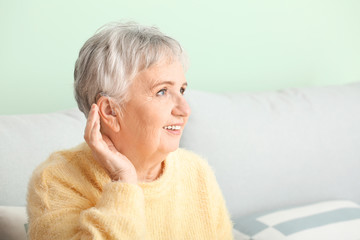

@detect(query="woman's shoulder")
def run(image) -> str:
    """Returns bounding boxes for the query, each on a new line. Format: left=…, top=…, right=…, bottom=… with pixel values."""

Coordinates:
left=173, top=147, right=207, bottom=163
left=171, top=148, right=215, bottom=176
left=170, top=148, right=222, bottom=198
left=32, top=142, right=89, bottom=171
left=29, top=142, right=105, bottom=187
left=27, top=143, right=106, bottom=217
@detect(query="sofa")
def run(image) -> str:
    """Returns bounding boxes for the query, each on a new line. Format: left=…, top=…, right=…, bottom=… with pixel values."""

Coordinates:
left=1, top=82, right=360, bottom=239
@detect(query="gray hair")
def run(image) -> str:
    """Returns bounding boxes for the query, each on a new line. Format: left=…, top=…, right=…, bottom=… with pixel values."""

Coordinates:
left=74, top=21, right=188, bottom=118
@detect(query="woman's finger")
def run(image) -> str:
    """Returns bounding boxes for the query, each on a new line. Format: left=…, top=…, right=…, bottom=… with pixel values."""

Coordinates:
left=88, top=107, right=104, bottom=147
left=86, top=104, right=104, bottom=151
left=87, top=106, right=111, bottom=159
left=84, top=104, right=98, bottom=142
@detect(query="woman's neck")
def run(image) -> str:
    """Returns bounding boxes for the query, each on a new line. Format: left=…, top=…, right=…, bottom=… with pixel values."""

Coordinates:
left=127, top=151, right=167, bottom=182
left=136, top=160, right=165, bottom=182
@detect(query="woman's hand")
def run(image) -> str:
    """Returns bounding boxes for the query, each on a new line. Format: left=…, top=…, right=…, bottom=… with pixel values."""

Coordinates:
left=84, top=104, right=138, bottom=184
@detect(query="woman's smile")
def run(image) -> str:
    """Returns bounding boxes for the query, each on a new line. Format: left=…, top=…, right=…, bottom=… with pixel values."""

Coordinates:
left=162, top=123, right=184, bottom=135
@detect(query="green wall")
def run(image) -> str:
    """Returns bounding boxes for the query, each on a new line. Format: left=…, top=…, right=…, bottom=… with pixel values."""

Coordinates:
left=1, top=0, right=359, bottom=114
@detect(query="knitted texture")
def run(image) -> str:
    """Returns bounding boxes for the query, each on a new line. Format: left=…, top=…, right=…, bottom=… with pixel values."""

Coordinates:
left=27, top=142, right=233, bottom=239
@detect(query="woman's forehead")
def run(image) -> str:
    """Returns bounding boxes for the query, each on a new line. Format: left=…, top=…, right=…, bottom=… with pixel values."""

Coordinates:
left=134, top=60, right=185, bottom=87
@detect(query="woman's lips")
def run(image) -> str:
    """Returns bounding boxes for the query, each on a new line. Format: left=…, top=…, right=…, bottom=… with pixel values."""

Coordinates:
left=163, top=124, right=183, bottom=135
left=164, top=128, right=181, bottom=135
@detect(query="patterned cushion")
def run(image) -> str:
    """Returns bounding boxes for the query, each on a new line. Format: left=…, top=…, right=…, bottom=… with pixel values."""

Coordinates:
left=233, top=200, right=360, bottom=240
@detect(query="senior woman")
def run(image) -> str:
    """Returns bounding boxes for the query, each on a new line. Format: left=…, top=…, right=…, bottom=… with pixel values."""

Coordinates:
left=27, top=22, right=233, bottom=239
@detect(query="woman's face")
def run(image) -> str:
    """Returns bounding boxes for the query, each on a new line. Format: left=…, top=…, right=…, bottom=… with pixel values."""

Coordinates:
left=115, top=59, right=191, bottom=158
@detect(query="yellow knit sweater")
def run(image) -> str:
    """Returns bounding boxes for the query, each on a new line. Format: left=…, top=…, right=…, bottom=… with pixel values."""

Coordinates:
left=27, top=142, right=233, bottom=239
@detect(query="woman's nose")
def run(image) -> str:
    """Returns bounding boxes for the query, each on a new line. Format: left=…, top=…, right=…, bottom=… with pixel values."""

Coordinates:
left=172, top=94, right=191, bottom=117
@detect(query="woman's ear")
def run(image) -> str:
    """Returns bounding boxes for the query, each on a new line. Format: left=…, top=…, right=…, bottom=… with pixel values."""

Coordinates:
left=97, top=96, right=121, bottom=132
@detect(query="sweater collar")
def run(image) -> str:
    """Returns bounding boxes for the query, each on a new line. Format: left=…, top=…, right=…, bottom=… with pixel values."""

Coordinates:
left=81, top=142, right=178, bottom=197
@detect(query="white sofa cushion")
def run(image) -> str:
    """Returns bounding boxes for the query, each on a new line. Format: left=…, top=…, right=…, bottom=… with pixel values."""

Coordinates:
left=233, top=200, right=360, bottom=239
left=0, top=109, right=86, bottom=206
left=0, top=206, right=27, bottom=240
left=181, top=82, right=360, bottom=216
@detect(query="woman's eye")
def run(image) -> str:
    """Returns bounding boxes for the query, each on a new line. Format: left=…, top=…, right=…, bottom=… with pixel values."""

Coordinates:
left=180, top=87, right=186, bottom=95
left=156, top=88, right=167, bottom=96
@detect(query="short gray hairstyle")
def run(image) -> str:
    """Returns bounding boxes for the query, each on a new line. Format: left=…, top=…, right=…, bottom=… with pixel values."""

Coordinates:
left=74, top=21, right=188, bottom=118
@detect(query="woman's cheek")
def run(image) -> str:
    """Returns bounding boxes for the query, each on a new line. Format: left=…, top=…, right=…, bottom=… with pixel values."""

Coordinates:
left=144, top=126, right=162, bottom=141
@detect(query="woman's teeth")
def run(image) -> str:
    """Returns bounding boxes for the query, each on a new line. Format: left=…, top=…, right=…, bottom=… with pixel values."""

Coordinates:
left=163, top=125, right=181, bottom=130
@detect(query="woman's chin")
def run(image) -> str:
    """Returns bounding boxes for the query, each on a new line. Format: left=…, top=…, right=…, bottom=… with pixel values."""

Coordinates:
left=160, top=142, right=180, bottom=154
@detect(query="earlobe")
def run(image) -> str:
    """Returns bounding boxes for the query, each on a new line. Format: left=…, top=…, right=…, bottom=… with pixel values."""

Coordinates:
left=97, top=96, right=121, bottom=132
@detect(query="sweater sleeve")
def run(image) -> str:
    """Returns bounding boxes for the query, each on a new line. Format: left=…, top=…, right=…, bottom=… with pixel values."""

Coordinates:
left=27, top=164, right=147, bottom=240
left=213, top=186, right=234, bottom=240
left=206, top=165, right=234, bottom=240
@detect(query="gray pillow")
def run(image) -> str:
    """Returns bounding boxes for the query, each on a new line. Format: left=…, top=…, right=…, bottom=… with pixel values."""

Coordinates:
left=232, top=200, right=360, bottom=239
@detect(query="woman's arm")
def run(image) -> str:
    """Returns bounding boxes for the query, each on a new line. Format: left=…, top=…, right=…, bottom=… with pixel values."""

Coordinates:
left=27, top=166, right=147, bottom=240
left=214, top=189, right=234, bottom=240
left=27, top=103, right=146, bottom=239
left=205, top=164, right=234, bottom=239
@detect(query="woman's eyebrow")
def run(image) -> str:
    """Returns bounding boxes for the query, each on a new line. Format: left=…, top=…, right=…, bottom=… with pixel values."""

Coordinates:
left=151, top=81, right=188, bottom=89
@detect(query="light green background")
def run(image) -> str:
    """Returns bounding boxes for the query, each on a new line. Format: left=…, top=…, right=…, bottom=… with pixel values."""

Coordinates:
left=1, top=0, right=359, bottom=114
